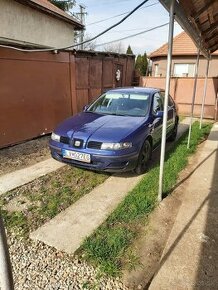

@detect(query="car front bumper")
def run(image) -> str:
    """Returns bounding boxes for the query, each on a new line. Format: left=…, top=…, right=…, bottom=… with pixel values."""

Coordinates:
left=49, top=142, right=139, bottom=172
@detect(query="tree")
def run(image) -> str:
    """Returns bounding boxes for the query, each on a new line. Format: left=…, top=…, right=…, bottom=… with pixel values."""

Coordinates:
left=126, top=45, right=133, bottom=54
left=83, top=34, right=97, bottom=51
left=49, top=0, right=75, bottom=12
left=103, top=42, right=125, bottom=54
left=135, top=52, right=148, bottom=76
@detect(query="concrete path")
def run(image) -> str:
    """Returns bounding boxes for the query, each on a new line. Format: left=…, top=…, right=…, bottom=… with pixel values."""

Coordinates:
left=149, top=123, right=218, bottom=290
left=0, top=159, right=64, bottom=195
left=30, top=119, right=190, bottom=254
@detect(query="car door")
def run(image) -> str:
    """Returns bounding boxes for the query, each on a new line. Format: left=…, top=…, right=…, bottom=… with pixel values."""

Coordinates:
left=160, top=91, right=175, bottom=135
left=151, top=92, right=164, bottom=147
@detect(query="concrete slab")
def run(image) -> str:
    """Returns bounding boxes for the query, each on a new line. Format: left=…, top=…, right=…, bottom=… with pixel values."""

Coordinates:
left=30, top=174, right=143, bottom=254
left=30, top=119, right=190, bottom=255
left=0, top=159, right=64, bottom=195
left=149, top=123, right=218, bottom=290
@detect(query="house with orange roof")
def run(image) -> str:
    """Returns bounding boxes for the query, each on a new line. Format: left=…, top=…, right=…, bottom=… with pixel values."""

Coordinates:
left=149, top=32, right=218, bottom=78
left=0, top=0, right=83, bottom=48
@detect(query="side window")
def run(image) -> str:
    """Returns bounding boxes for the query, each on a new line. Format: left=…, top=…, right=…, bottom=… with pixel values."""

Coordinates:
left=153, top=93, right=163, bottom=113
left=160, top=91, right=174, bottom=107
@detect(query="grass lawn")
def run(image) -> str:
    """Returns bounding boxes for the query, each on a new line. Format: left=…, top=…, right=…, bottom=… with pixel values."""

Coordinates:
left=0, top=166, right=108, bottom=238
left=80, top=121, right=213, bottom=276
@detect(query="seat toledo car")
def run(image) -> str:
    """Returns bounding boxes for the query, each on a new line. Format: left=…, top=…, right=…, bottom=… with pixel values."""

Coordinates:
left=50, top=87, right=178, bottom=174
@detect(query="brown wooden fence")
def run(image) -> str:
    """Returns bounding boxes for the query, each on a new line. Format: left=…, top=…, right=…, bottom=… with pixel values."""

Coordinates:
left=141, top=76, right=218, bottom=119
left=0, top=48, right=135, bottom=148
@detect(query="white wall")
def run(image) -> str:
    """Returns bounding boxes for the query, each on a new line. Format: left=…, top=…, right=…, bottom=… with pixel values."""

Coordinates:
left=0, top=0, right=75, bottom=48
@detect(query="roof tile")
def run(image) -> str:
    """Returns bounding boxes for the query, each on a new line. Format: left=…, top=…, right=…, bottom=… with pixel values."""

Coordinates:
left=149, top=32, right=218, bottom=58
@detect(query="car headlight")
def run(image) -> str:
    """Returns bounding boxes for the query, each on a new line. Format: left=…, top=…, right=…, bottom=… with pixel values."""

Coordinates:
left=51, top=132, right=60, bottom=142
left=101, top=142, right=132, bottom=150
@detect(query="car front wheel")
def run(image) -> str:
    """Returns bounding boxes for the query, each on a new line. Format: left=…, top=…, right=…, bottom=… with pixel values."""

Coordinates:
left=134, top=139, right=152, bottom=175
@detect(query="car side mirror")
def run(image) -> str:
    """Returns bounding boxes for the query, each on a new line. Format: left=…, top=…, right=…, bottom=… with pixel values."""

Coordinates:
left=83, top=105, right=89, bottom=111
left=155, top=111, right=163, bottom=118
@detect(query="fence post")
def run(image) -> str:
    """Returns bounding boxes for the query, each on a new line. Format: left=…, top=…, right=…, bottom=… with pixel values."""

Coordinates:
left=200, top=59, right=210, bottom=129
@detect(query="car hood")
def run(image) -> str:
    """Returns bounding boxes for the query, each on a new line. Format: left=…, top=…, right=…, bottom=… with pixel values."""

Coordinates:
left=55, top=112, right=147, bottom=142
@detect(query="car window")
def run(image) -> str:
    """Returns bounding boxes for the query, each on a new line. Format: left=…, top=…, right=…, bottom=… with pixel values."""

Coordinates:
left=87, top=92, right=151, bottom=117
left=160, top=91, right=174, bottom=107
left=153, top=93, right=163, bottom=113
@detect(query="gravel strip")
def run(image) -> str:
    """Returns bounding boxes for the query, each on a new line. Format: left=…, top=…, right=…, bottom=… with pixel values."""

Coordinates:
left=8, top=234, right=128, bottom=290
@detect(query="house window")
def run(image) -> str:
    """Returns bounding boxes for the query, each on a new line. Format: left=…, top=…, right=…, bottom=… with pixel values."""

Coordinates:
left=173, top=63, right=195, bottom=77
left=154, top=64, right=159, bottom=77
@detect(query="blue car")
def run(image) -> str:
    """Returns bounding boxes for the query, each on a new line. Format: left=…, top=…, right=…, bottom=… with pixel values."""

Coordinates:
left=50, top=87, right=178, bottom=174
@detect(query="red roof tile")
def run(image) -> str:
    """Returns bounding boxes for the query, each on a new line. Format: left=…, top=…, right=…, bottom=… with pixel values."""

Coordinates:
left=149, top=32, right=218, bottom=58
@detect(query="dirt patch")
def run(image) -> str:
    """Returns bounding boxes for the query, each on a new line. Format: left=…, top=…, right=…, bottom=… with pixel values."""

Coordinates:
left=0, top=135, right=50, bottom=176
left=122, top=194, right=181, bottom=289
left=5, top=195, right=32, bottom=212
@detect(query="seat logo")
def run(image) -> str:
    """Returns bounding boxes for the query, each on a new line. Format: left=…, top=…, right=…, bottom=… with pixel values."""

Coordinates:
left=74, top=140, right=81, bottom=147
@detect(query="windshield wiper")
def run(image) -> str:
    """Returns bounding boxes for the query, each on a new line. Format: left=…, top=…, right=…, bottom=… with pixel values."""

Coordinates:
left=109, top=112, right=126, bottom=116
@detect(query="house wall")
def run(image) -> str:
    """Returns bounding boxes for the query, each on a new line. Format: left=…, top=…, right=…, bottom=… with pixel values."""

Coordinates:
left=151, top=56, right=218, bottom=78
left=140, top=77, right=218, bottom=119
left=0, top=48, right=135, bottom=148
left=0, top=0, right=75, bottom=48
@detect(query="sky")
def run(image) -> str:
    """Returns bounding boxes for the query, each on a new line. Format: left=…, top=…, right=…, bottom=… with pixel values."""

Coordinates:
left=72, top=0, right=184, bottom=55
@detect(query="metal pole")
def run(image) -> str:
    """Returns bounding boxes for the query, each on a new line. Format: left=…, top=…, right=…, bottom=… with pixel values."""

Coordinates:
left=187, top=48, right=200, bottom=148
left=0, top=215, right=14, bottom=290
left=158, top=0, right=175, bottom=202
left=200, top=59, right=210, bottom=129
left=215, top=92, right=218, bottom=122
left=79, top=5, right=86, bottom=50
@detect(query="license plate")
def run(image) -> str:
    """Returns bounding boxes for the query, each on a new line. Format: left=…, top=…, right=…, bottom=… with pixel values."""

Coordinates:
left=62, top=149, right=91, bottom=163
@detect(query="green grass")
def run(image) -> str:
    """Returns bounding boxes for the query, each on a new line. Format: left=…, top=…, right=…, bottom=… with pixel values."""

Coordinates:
left=0, top=167, right=108, bottom=238
left=80, top=121, right=213, bottom=276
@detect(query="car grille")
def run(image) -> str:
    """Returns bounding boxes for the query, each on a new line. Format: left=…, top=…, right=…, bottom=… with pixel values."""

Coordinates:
left=60, top=136, right=70, bottom=144
left=87, top=141, right=102, bottom=149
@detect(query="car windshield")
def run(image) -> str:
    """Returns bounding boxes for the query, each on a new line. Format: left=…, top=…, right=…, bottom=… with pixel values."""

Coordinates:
left=87, top=92, right=150, bottom=117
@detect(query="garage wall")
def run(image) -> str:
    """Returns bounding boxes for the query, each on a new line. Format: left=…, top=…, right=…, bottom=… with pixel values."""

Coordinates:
left=0, top=48, right=135, bottom=148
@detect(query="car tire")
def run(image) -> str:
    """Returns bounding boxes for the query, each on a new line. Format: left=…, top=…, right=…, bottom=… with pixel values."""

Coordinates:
left=168, top=120, right=178, bottom=142
left=134, top=139, right=152, bottom=175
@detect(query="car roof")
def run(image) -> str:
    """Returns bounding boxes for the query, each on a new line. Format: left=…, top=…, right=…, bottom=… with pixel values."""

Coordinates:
left=106, top=87, right=162, bottom=94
